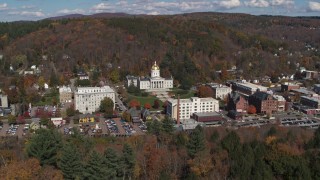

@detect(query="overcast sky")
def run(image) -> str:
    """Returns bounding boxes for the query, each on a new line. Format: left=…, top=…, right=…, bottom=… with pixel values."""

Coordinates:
left=0, top=0, right=319, bottom=21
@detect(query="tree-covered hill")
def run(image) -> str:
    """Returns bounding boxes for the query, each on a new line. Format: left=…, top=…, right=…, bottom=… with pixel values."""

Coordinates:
left=0, top=12, right=319, bottom=85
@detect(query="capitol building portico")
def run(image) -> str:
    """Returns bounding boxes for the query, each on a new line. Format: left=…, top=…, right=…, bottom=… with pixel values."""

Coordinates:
left=126, top=61, right=173, bottom=91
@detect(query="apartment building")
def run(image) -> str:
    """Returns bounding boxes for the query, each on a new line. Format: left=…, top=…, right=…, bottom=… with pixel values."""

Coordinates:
left=74, top=86, right=115, bottom=114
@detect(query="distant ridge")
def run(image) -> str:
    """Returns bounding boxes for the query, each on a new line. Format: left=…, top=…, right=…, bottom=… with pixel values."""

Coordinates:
left=46, top=12, right=131, bottom=20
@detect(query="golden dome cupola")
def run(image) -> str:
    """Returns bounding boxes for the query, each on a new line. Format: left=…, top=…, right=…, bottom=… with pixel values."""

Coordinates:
left=151, top=61, right=159, bottom=70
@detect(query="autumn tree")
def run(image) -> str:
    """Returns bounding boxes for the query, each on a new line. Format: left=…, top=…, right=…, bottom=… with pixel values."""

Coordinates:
left=197, top=85, right=213, bottom=98
left=26, top=129, right=62, bottom=166
left=100, top=97, right=114, bottom=116
left=144, top=103, right=151, bottom=109
left=153, top=99, right=160, bottom=109
left=129, top=99, right=140, bottom=108
left=247, top=105, right=257, bottom=114
left=66, top=105, right=76, bottom=117
left=110, top=69, right=120, bottom=83
left=37, top=76, right=45, bottom=90
left=0, top=158, right=41, bottom=179
left=58, top=143, right=83, bottom=179
left=8, top=114, right=16, bottom=124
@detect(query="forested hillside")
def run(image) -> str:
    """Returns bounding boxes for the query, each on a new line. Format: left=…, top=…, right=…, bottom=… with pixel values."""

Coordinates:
left=0, top=13, right=319, bottom=86
left=1, top=125, right=320, bottom=179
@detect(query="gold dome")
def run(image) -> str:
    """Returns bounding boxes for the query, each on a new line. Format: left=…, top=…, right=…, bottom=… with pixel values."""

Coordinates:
left=151, top=61, right=159, bottom=70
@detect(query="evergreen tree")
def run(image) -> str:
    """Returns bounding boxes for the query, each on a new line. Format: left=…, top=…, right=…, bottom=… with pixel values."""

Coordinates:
left=161, top=116, right=175, bottom=134
left=58, top=143, right=83, bottom=179
left=187, top=125, right=206, bottom=158
left=84, top=151, right=109, bottom=180
left=26, top=129, right=62, bottom=166
left=120, top=143, right=135, bottom=179
left=104, top=148, right=119, bottom=178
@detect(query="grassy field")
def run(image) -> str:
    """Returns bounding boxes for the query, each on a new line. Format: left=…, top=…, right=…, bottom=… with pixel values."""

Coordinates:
left=170, top=88, right=196, bottom=99
left=127, top=93, right=163, bottom=110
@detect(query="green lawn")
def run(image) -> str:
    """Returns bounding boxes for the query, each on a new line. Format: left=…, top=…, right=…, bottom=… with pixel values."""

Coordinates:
left=170, top=88, right=196, bottom=99
left=127, top=93, right=163, bottom=110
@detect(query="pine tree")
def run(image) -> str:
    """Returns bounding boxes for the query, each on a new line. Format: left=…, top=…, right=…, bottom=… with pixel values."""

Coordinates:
left=58, top=143, right=83, bottom=180
left=161, top=116, right=175, bottom=134
left=26, top=129, right=62, bottom=166
left=104, top=148, right=119, bottom=178
left=120, top=143, right=135, bottom=179
left=187, top=125, right=206, bottom=158
left=84, top=151, right=109, bottom=180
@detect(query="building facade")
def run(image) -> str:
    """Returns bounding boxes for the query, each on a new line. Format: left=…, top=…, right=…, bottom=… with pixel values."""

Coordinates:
left=59, top=86, right=73, bottom=103
left=248, top=92, right=278, bottom=114
left=300, top=96, right=320, bottom=109
left=281, top=82, right=300, bottom=92
left=230, top=81, right=268, bottom=95
left=167, top=97, right=219, bottom=120
left=126, top=61, right=173, bottom=91
left=207, top=83, right=232, bottom=99
left=74, top=86, right=115, bottom=114
left=0, top=93, right=8, bottom=108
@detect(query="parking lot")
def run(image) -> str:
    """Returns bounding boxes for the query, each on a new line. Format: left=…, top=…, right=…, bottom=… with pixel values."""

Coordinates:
left=0, top=123, right=29, bottom=138
left=280, top=116, right=320, bottom=129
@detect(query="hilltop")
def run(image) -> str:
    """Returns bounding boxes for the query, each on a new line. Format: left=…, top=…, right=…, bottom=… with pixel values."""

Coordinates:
left=0, top=12, right=319, bottom=86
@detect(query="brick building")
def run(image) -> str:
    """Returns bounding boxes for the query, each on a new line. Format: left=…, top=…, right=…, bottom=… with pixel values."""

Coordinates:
left=248, top=92, right=278, bottom=114
left=281, top=82, right=300, bottom=92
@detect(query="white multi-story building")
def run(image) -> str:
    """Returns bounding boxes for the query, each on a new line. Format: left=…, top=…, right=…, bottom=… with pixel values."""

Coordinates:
left=74, top=86, right=115, bottom=114
left=167, top=97, right=219, bottom=120
left=59, top=86, right=73, bottom=103
left=126, top=61, right=173, bottom=91
left=207, top=83, right=232, bottom=99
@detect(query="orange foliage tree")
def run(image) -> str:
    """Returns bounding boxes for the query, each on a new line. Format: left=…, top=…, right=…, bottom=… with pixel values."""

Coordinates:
left=129, top=99, right=140, bottom=108
left=144, top=103, right=151, bottom=109
left=197, top=85, right=213, bottom=98
left=247, top=105, right=257, bottom=114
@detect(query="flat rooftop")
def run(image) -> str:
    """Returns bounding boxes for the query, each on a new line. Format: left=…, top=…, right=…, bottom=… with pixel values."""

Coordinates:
left=193, top=112, right=221, bottom=117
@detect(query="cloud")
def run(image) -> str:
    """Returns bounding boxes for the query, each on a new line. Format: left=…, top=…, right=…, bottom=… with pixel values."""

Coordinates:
left=91, top=3, right=113, bottom=13
left=244, top=0, right=269, bottom=8
left=0, top=3, right=8, bottom=10
left=270, top=0, right=294, bottom=6
left=309, top=1, right=320, bottom=11
left=218, top=0, right=241, bottom=9
left=9, top=11, right=45, bottom=17
left=57, top=9, right=85, bottom=14
left=21, top=5, right=35, bottom=9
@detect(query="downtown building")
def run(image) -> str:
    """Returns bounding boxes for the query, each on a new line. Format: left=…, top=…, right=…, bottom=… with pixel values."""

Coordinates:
left=166, top=97, right=219, bottom=120
left=74, top=86, right=115, bottom=114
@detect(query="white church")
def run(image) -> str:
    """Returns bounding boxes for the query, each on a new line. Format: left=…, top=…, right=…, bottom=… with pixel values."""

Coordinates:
left=126, top=61, right=173, bottom=91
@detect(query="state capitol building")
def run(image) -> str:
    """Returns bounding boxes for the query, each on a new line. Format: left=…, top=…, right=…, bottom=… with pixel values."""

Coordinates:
left=126, top=61, right=173, bottom=91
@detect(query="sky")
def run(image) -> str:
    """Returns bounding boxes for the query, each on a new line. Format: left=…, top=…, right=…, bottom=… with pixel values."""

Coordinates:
left=0, top=0, right=319, bottom=21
